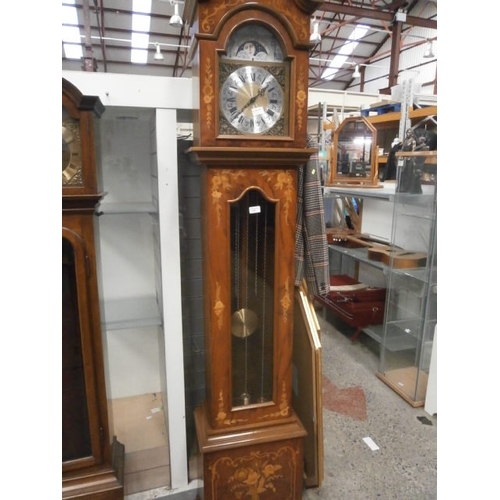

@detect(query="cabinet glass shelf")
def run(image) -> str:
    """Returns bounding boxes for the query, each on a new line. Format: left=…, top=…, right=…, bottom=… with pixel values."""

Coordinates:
left=98, top=202, right=157, bottom=214
left=328, top=245, right=387, bottom=271
left=364, top=321, right=424, bottom=352
left=102, top=297, right=162, bottom=330
left=396, top=211, right=436, bottom=221
left=391, top=267, right=437, bottom=286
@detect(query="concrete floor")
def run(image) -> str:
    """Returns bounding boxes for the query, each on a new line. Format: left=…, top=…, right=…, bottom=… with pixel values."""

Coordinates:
left=303, top=311, right=437, bottom=500
left=147, top=307, right=437, bottom=500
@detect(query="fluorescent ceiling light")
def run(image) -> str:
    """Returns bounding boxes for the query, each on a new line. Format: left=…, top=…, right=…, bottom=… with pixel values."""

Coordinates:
left=154, top=43, right=164, bottom=60
left=321, top=24, right=369, bottom=81
left=310, top=21, right=321, bottom=42
left=423, top=40, right=435, bottom=58
left=170, top=3, right=183, bottom=27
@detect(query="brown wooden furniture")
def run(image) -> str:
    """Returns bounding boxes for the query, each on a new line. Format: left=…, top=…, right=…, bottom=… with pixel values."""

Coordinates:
left=314, top=275, right=386, bottom=343
left=328, top=116, right=379, bottom=187
left=292, top=284, right=323, bottom=488
left=62, top=78, right=124, bottom=499
left=188, top=1, right=323, bottom=498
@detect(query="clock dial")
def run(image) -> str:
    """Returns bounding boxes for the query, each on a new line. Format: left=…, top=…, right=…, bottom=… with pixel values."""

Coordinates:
left=62, top=120, right=83, bottom=185
left=220, top=65, right=284, bottom=135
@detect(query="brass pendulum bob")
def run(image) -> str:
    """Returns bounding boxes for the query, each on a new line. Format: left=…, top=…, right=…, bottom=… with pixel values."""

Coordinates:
left=231, top=308, right=258, bottom=338
left=241, top=392, right=251, bottom=405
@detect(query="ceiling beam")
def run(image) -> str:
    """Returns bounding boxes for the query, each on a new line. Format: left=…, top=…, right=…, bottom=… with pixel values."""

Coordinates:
left=389, top=19, right=402, bottom=89
left=320, top=1, right=436, bottom=29
left=95, top=0, right=107, bottom=72
left=82, top=0, right=97, bottom=71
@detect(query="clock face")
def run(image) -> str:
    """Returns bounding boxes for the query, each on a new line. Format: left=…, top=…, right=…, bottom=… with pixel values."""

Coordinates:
left=62, top=115, right=83, bottom=185
left=220, top=65, right=284, bottom=135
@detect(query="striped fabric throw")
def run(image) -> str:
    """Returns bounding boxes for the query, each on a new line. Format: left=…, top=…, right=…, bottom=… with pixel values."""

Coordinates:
left=294, top=135, right=329, bottom=298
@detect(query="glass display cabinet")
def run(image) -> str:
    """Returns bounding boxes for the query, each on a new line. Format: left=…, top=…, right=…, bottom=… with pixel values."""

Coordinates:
left=376, top=150, right=437, bottom=407
left=94, top=107, right=173, bottom=495
left=327, top=116, right=379, bottom=187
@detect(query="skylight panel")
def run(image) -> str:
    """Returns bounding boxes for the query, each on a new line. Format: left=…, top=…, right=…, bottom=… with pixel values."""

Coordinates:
left=62, top=2, right=78, bottom=24
left=131, top=48, right=149, bottom=64
left=62, top=0, right=83, bottom=60
left=133, top=0, right=152, bottom=14
left=350, top=24, right=369, bottom=41
left=131, top=0, right=152, bottom=64
left=321, top=55, right=348, bottom=80
left=339, top=40, right=356, bottom=56
left=321, top=24, right=370, bottom=81
left=131, top=32, right=150, bottom=49
left=132, top=13, right=151, bottom=33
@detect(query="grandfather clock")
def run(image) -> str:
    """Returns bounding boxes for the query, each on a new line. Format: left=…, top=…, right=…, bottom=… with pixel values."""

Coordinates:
left=189, top=1, right=323, bottom=498
left=62, top=78, right=124, bottom=499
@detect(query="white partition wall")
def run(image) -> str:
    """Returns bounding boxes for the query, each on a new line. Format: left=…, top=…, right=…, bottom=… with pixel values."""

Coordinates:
left=156, top=108, right=189, bottom=491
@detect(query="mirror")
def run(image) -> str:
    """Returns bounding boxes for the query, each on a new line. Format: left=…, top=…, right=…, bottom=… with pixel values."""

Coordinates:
left=327, top=116, right=379, bottom=186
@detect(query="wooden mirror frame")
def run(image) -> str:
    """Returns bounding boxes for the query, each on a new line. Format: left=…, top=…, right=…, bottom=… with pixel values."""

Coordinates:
left=327, top=116, right=379, bottom=187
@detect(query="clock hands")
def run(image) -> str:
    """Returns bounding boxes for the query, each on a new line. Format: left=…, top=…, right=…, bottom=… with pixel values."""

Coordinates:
left=239, top=84, right=268, bottom=114
left=221, top=65, right=283, bottom=133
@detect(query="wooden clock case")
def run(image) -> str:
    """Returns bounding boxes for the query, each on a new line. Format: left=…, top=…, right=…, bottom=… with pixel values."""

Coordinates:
left=62, top=78, right=124, bottom=500
left=189, top=2, right=323, bottom=498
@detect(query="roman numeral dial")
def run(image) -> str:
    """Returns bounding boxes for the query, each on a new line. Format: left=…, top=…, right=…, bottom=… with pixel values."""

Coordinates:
left=62, top=120, right=83, bottom=185
left=220, top=65, right=284, bottom=135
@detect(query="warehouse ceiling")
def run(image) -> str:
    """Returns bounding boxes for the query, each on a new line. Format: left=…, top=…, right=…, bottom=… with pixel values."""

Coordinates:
left=62, top=0, right=437, bottom=93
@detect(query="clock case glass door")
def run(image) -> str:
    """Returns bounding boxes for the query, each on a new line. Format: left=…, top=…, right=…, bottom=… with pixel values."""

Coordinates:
left=62, top=236, right=93, bottom=463
left=230, top=190, right=275, bottom=407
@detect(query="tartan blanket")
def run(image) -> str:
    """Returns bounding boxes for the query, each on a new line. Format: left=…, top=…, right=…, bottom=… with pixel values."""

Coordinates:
left=294, top=136, right=329, bottom=298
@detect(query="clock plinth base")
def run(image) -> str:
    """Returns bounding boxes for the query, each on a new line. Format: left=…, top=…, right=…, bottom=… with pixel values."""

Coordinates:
left=194, top=404, right=306, bottom=500
left=62, top=438, right=125, bottom=500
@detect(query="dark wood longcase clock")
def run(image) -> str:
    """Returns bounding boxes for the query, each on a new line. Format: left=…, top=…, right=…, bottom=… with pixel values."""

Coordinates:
left=189, top=1, right=323, bottom=498
left=62, top=78, right=124, bottom=500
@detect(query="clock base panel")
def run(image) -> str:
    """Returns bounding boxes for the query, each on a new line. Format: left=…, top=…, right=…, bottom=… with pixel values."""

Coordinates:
left=194, top=404, right=306, bottom=500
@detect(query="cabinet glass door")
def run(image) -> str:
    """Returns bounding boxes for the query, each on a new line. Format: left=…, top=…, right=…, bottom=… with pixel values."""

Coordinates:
left=377, top=152, right=437, bottom=407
